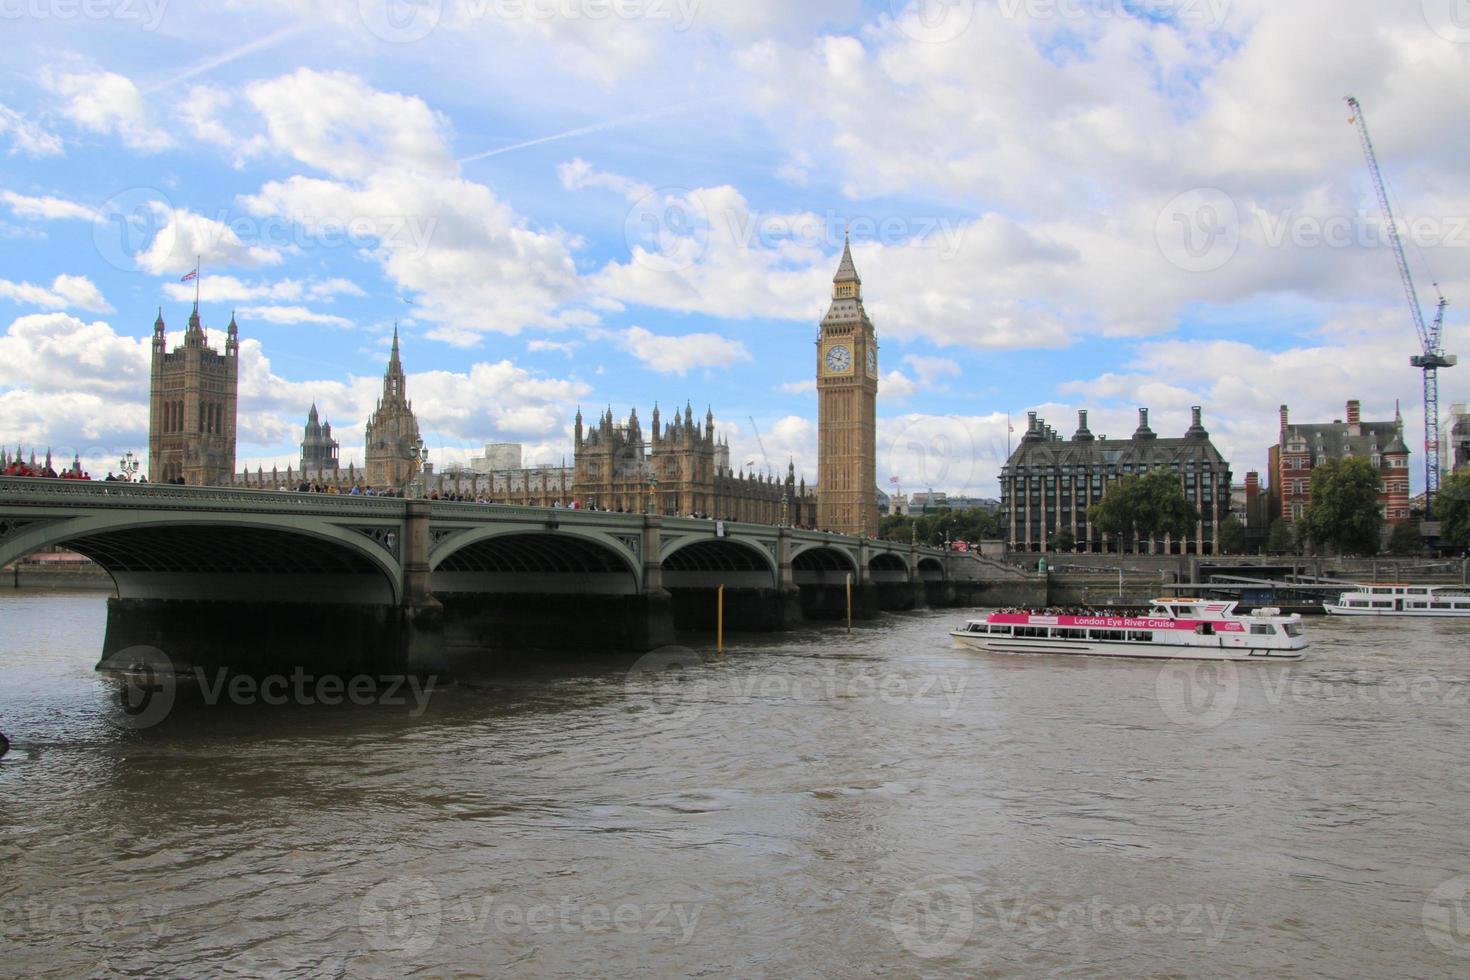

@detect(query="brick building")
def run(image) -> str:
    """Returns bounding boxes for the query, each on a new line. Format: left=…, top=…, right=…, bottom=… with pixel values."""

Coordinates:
left=999, top=406, right=1232, bottom=554
left=1268, top=400, right=1411, bottom=525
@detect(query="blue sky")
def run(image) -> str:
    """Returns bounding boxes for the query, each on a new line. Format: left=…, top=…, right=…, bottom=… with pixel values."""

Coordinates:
left=1, top=0, right=1467, bottom=495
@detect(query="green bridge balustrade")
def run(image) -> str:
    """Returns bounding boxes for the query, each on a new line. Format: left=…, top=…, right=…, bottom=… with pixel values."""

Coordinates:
left=0, top=478, right=958, bottom=677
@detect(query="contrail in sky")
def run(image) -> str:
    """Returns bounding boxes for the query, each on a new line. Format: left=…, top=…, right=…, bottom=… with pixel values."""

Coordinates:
left=458, top=100, right=712, bottom=164
left=142, top=22, right=311, bottom=95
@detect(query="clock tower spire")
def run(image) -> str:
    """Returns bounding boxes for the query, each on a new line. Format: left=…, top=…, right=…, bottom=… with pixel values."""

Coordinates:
left=816, top=231, right=879, bottom=535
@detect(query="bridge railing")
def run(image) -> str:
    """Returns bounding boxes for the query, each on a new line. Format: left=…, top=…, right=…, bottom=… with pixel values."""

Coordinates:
left=0, top=477, right=404, bottom=514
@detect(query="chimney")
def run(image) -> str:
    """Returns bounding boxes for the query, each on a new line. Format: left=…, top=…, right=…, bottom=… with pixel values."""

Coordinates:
left=1279, top=404, right=1289, bottom=439
left=1346, top=400, right=1361, bottom=426
left=1245, top=471, right=1260, bottom=493
left=1192, top=406, right=1202, bottom=427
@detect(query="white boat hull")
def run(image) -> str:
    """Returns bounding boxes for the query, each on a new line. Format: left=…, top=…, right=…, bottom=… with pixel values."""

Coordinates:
left=1324, top=605, right=1470, bottom=619
left=950, top=631, right=1304, bottom=662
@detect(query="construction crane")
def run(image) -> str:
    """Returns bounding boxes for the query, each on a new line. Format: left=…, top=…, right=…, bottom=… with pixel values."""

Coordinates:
left=748, top=416, right=773, bottom=475
left=1346, top=96, right=1456, bottom=516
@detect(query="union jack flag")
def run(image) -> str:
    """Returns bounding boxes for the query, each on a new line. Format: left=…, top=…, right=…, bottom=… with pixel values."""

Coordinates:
left=180, top=268, right=198, bottom=283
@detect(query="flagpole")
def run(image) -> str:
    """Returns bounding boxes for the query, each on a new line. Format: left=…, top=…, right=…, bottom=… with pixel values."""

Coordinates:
left=194, top=255, right=201, bottom=310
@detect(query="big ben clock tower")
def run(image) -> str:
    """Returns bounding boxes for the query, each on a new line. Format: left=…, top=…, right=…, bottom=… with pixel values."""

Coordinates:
left=816, top=233, right=879, bottom=535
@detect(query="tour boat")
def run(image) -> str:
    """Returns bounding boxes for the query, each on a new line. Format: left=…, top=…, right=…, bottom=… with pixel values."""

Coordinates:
left=950, top=598, right=1308, bottom=662
left=1324, top=584, right=1470, bottom=618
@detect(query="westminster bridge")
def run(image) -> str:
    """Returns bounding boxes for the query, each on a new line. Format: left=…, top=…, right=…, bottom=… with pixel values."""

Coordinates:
left=0, top=478, right=968, bottom=676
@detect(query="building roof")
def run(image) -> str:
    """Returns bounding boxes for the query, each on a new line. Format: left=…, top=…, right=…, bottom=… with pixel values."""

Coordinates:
left=1282, top=419, right=1407, bottom=459
left=1002, top=408, right=1229, bottom=472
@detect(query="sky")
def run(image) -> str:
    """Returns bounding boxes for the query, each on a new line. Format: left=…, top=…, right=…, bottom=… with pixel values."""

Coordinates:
left=0, top=0, right=1467, bottom=498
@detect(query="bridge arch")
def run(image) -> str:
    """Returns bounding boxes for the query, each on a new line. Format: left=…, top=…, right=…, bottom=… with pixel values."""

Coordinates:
left=662, top=537, right=777, bottom=590
left=790, top=545, right=859, bottom=586
left=917, top=556, right=947, bottom=582
left=0, top=512, right=402, bottom=604
left=431, top=527, right=640, bottom=595
left=867, top=550, right=912, bottom=583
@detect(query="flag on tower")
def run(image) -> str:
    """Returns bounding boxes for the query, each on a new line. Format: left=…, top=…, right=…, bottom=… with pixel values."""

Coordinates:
left=180, top=267, right=199, bottom=283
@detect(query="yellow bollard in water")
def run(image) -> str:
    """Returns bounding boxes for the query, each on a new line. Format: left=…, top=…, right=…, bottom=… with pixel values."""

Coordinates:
left=845, top=572, right=852, bottom=634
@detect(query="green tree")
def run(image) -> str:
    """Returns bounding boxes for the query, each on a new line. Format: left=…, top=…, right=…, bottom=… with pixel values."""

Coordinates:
left=1218, top=516, right=1247, bottom=555
left=1386, top=521, right=1423, bottom=556
left=1088, top=469, right=1200, bottom=553
left=1266, top=518, right=1293, bottom=555
left=1299, top=456, right=1383, bottom=555
left=1436, top=469, right=1470, bottom=549
left=1088, top=477, right=1137, bottom=552
left=1049, top=529, right=1076, bottom=552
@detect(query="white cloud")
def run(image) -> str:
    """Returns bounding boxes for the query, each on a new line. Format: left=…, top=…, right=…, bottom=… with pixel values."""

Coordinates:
left=528, top=339, right=579, bottom=355
left=1, top=191, right=94, bottom=221
left=236, top=305, right=354, bottom=328
left=902, top=355, right=961, bottom=387
left=618, top=325, right=751, bottom=375
left=882, top=368, right=917, bottom=401
left=558, top=157, right=652, bottom=201
left=245, top=69, right=457, bottom=180
left=777, top=379, right=814, bottom=395
left=134, top=203, right=284, bottom=275
left=161, top=276, right=364, bottom=304
left=0, top=274, right=113, bottom=313
left=44, top=69, right=171, bottom=154
left=0, top=103, right=62, bottom=158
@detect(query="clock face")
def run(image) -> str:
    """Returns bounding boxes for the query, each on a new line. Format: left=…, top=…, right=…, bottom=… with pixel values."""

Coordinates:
left=825, top=344, right=852, bottom=374
left=865, top=347, right=877, bottom=377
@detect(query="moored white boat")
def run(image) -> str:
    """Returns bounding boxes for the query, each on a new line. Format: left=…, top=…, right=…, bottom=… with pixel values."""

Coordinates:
left=951, top=598, right=1307, bottom=662
left=1324, top=584, right=1470, bottom=618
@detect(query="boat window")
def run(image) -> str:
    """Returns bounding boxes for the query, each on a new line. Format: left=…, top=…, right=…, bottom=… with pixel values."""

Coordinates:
left=1090, top=629, right=1126, bottom=642
left=1371, top=601, right=1393, bottom=609
left=1249, top=624, right=1276, bottom=635
left=1053, top=628, right=1086, bottom=640
left=1283, top=623, right=1304, bottom=638
left=1195, top=623, right=1215, bottom=635
left=1408, top=588, right=1427, bottom=595
left=1126, top=631, right=1154, bottom=642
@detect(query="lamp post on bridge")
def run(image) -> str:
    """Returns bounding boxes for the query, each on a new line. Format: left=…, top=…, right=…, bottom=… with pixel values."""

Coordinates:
left=405, top=438, right=428, bottom=498
left=117, top=451, right=139, bottom=483
left=647, top=472, right=659, bottom=516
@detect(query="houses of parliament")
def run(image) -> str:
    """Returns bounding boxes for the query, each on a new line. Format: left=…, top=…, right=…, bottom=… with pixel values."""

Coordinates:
left=148, top=242, right=880, bottom=533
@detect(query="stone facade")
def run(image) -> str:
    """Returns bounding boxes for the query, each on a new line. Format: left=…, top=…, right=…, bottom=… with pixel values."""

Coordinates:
left=299, top=403, right=340, bottom=479
left=1447, top=403, right=1469, bottom=475
left=1268, top=400, right=1411, bottom=525
left=816, top=235, right=879, bottom=535
left=1000, top=407, right=1233, bottom=554
left=567, top=404, right=816, bottom=522
left=148, top=305, right=238, bottom=485
left=363, top=327, right=422, bottom=490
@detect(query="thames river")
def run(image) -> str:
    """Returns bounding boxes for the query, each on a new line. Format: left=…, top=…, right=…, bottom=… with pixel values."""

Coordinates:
left=2, top=591, right=1469, bottom=977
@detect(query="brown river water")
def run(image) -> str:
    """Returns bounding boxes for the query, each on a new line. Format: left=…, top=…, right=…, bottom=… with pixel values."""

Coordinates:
left=2, top=591, right=1469, bottom=977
